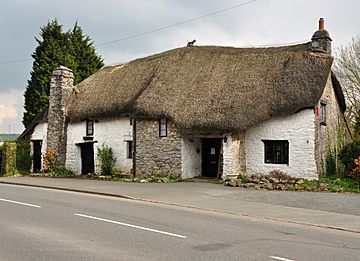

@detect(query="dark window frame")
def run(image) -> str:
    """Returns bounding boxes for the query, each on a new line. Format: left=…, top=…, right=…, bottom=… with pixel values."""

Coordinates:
left=263, top=140, right=289, bottom=165
left=126, top=140, right=133, bottom=159
left=320, top=102, right=327, bottom=125
left=86, top=120, right=94, bottom=136
left=159, top=118, right=167, bottom=137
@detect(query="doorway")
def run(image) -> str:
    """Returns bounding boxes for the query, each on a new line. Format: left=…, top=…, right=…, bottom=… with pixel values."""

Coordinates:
left=202, top=138, right=222, bottom=177
left=32, top=140, right=42, bottom=173
left=80, top=142, right=94, bottom=174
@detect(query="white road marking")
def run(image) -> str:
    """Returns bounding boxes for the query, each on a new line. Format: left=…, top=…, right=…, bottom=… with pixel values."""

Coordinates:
left=0, top=198, right=41, bottom=208
left=75, top=213, right=187, bottom=239
left=269, top=256, right=294, bottom=261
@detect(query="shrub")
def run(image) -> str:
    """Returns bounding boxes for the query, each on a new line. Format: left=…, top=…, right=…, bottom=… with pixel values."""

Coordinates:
left=349, top=156, right=360, bottom=182
left=52, top=167, right=74, bottom=177
left=338, top=140, right=360, bottom=175
left=150, top=171, right=180, bottom=183
left=1, top=141, right=17, bottom=176
left=16, top=138, right=32, bottom=175
left=43, top=149, right=57, bottom=173
left=97, top=144, right=116, bottom=175
left=325, top=148, right=337, bottom=176
left=0, top=145, right=3, bottom=174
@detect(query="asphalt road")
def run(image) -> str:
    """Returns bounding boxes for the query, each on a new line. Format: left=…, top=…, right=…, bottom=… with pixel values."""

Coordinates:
left=1, top=184, right=359, bottom=261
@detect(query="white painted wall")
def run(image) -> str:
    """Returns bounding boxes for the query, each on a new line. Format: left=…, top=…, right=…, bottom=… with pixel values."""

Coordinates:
left=222, top=134, right=236, bottom=178
left=66, top=117, right=133, bottom=174
left=245, top=109, right=317, bottom=179
left=30, top=122, right=48, bottom=170
left=181, top=136, right=202, bottom=179
left=65, top=121, right=83, bottom=173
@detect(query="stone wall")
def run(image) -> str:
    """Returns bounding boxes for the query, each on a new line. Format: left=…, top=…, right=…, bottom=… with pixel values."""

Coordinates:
left=47, top=66, right=74, bottom=166
left=315, top=74, right=347, bottom=175
left=135, top=119, right=182, bottom=178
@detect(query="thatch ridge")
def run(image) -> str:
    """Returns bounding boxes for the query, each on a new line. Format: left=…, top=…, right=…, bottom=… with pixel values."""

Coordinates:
left=67, top=43, right=334, bottom=131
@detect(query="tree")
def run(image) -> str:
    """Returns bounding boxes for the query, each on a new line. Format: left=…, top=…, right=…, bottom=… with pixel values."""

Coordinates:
left=23, top=20, right=103, bottom=127
left=333, top=36, right=360, bottom=127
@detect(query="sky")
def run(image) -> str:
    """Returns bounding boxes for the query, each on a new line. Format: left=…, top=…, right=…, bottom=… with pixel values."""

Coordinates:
left=0, top=0, right=359, bottom=134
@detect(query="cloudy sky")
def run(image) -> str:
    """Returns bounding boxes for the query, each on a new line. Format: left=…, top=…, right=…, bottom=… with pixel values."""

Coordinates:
left=0, top=0, right=359, bottom=134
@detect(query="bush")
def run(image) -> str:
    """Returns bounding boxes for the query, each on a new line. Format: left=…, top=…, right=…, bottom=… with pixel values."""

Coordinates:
left=16, top=138, right=32, bottom=175
left=52, top=167, right=74, bottom=177
left=149, top=171, right=180, bottom=183
left=325, top=148, right=337, bottom=176
left=1, top=141, right=17, bottom=176
left=0, top=145, right=3, bottom=174
left=43, top=149, right=57, bottom=173
left=349, top=156, right=360, bottom=182
left=338, top=140, right=360, bottom=175
left=97, top=144, right=116, bottom=175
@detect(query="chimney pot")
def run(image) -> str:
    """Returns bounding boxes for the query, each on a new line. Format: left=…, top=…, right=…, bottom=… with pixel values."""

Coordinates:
left=319, top=18, right=324, bottom=30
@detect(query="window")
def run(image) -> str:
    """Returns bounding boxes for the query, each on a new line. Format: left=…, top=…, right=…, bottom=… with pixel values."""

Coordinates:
left=263, top=140, right=289, bottom=164
left=320, top=102, right=326, bottom=125
left=126, top=141, right=133, bottom=159
left=86, top=120, right=94, bottom=136
left=159, top=118, right=167, bottom=137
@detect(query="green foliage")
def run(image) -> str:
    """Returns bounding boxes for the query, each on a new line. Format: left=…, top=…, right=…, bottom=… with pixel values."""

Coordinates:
left=149, top=171, right=180, bottom=183
left=16, top=138, right=32, bottom=175
left=97, top=144, right=116, bottom=176
left=52, top=167, right=74, bottom=177
left=23, top=19, right=104, bottom=127
left=338, top=140, right=360, bottom=175
left=354, top=109, right=360, bottom=139
left=348, top=156, right=360, bottom=182
left=0, top=145, right=3, bottom=174
left=111, top=167, right=125, bottom=178
left=1, top=142, right=17, bottom=176
left=325, top=148, right=337, bottom=176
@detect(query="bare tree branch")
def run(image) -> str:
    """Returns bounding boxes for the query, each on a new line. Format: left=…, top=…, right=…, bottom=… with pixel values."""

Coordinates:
left=333, top=36, right=360, bottom=127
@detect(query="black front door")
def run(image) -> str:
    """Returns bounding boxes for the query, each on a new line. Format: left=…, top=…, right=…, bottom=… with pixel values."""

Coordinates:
left=80, top=143, right=94, bottom=175
left=202, top=138, right=222, bottom=177
left=33, top=140, right=42, bottom=173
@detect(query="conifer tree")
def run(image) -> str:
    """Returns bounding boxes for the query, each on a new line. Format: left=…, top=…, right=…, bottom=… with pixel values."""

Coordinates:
left=23, top=20, right=103, bottom=127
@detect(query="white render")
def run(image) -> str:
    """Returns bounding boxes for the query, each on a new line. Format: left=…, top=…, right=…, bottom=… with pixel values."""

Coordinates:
left=181, top=136, right=202, bottom=179
left=65, top=117, right=133, bottom=174
left=245, top=109, right=317, bottom=179
left=222, top=134, right=239, bottom=178
left=30, top=122, right=48, bottom=170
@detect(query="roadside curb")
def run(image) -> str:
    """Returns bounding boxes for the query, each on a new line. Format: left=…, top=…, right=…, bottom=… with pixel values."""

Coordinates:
left=1, top=180, right=359, bottom=234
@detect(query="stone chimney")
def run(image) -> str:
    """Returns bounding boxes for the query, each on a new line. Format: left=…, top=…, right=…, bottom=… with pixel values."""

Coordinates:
left=311, top=18, right=332, bottom=54
left=46, top=66, right=74, bottom=166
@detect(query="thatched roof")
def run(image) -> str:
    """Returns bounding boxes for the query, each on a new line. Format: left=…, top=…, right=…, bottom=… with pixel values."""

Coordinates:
left=67, top=43, right=334, bottom=132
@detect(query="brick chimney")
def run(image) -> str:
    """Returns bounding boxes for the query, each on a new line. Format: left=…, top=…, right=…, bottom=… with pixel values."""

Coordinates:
left=311, top=18, right=332, bottom=54
left=46, top=66, right=74, bottom=166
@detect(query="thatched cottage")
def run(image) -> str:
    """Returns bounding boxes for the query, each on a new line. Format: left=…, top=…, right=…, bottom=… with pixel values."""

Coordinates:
left=22, top=19, right=350, bottom=179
